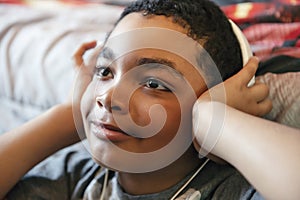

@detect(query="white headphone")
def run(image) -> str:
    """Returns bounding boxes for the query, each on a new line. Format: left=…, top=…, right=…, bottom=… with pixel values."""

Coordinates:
left=229, top=19, right=255, bottom=87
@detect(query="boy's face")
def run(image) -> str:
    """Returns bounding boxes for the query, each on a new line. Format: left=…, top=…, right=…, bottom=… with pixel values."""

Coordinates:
left=80, top=13, right=207, bottom=172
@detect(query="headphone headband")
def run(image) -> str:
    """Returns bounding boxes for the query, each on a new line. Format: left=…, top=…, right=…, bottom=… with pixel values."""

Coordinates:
left=229, top=19, right=255, bottom=87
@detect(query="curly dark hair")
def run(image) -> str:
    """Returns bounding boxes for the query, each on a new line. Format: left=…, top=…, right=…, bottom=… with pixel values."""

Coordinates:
left=114, top=0, right=243, bottom=85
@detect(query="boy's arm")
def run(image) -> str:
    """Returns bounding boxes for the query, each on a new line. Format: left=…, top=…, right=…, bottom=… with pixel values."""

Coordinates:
left=193, top=57, right=300, bottom=199
left=194, top=101, right=300, bottom=200
left=0, top=41, right=97, bottom=199
left=0, top=104, right=79, bottom=199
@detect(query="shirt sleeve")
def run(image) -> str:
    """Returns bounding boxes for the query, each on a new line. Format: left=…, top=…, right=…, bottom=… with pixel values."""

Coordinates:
left=212, top=172, right=265, bottom=200
left=6, top=141, right=100, bottom=200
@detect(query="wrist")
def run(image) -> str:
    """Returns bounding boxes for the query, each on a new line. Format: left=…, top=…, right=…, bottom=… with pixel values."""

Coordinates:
left=193, top=100, right=227, bottom=158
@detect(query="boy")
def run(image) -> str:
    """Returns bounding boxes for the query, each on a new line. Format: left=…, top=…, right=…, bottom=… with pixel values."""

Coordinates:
left=1, top=0, right=299, bottom=199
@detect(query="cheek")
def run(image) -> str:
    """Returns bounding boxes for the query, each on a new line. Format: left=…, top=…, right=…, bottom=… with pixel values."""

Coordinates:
left=128, top=97, right=152, bottom=127
left=80, top=83, right=96, bottom=120
left=129, top=91, right=182, bottom=133
left=161, top=96, right=195, bottom=144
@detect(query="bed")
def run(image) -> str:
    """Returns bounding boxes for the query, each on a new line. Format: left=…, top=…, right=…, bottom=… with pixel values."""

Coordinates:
left=0, top=0, right=299, bottom=135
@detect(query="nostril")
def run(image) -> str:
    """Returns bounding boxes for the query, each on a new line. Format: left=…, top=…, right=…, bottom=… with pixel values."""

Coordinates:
left=96, top=97, right=103, bottom=108
left=96, top=96, right=122, bottom=112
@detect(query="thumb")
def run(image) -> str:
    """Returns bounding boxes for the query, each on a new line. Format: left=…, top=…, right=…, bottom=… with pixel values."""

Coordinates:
left=73, top=40, right=97, bottom=69
left=236, top=56, right=259, bottom=86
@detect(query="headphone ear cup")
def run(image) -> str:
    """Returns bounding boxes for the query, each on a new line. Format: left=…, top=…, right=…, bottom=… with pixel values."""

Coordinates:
left=229, top=19, right=255, bottom=87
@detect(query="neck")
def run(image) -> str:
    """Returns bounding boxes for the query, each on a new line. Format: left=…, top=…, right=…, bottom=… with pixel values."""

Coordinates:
left=117, top=146, right=202, bottom=195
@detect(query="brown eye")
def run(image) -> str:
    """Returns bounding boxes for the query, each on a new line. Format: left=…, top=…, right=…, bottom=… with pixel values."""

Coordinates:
left=145, top=79, right=170, bottom=91
left=147, top=80, right=159, bottom=88
left=95, top=66, right=113, bottom=78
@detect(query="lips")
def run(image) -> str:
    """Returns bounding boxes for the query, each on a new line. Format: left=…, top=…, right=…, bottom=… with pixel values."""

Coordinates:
left=102, top=124, right=126, bottom=133
left=90, top=121, right=131, bottom=142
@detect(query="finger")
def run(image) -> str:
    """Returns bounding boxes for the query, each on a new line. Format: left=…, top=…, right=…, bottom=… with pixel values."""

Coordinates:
left=250, top=82, right=270, bottom=103
left=73, top=41, right=97, bottom=67
left=256, top=98, right=273, bottom=116
left=237, top=56, right=259, bottom=85
left=86, top=45, right=104, bottom=73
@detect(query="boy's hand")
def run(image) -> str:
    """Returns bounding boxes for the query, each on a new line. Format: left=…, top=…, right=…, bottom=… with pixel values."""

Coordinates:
left=70, top=41, right=100, bottom=137
left=193, top=57, right=272, bottom=163
left=71, top=41, right=98, bottom=107
left=198, top=57, right=272, bottom=116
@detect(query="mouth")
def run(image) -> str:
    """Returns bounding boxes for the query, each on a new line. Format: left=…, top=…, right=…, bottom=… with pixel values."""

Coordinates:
left=90, top=121, right=131, bottom=142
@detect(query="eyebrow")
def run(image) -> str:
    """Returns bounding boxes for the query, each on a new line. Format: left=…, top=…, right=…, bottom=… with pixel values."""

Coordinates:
left=137, top=57, right=183, bottom=79
left=137, top=57, right=175, bottom=68
left=98, top=48, right=183, bottom=79
left=98, top=47, right=115, bottom=60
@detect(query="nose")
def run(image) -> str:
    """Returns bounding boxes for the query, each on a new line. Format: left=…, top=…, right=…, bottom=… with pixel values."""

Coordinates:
left=96, top=88, right=122, bottom=112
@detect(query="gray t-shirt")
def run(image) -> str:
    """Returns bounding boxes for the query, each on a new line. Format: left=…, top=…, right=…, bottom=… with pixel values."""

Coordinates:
left=7, top=143, right=263, bottom=200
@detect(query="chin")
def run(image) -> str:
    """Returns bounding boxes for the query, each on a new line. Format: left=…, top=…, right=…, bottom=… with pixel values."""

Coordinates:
left=87, top=136, right=136, bottom=172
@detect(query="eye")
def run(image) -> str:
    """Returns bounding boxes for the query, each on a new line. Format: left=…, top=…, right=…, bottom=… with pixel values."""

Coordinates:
left=144, top=79, right=170, bottom=91
left=95, top=66, right=113, bottom=79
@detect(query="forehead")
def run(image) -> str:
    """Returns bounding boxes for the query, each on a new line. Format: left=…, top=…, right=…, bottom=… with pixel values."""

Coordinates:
left=110, top=13, right=189, bottom=38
